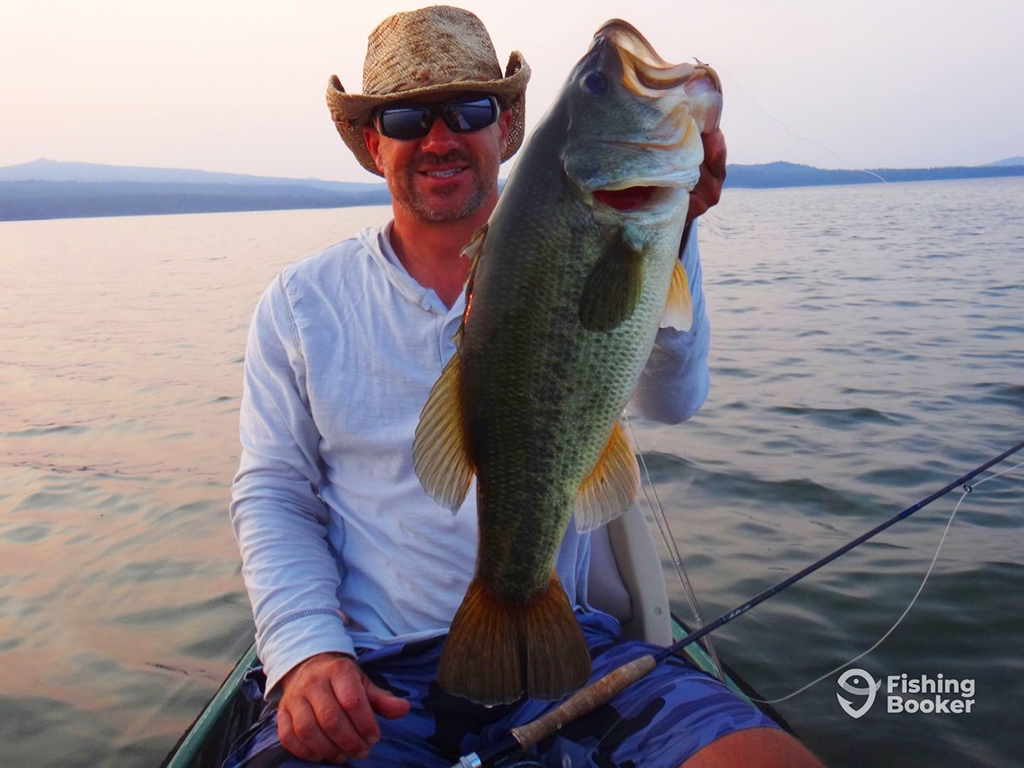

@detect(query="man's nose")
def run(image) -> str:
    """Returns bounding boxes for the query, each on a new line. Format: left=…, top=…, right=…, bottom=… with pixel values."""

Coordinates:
left=419, top=115, right=461, bottom=155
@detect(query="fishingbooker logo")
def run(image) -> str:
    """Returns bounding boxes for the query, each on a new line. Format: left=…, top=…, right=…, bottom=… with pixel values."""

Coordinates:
left=836, top=669, right=881, bottom=718
left=837, top=669, right=976, bottom=717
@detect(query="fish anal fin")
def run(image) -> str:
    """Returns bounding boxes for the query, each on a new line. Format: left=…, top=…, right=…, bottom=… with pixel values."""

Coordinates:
left=574, top=420, right=640, bottom=532
left=412, top=351, right=475, bottom=513
left=661, top=259, right=692, bottom=331
left=438, top=574, right=591, bottom=704
left=579, top=231, right=644, bottom=332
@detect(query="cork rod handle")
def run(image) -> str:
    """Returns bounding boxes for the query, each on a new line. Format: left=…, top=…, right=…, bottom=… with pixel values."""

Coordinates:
left=510, top=654, right=657, bottom=749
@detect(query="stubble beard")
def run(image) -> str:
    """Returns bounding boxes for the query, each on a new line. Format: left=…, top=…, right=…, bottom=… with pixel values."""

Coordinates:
left=388, top=151, right=492, bottom=223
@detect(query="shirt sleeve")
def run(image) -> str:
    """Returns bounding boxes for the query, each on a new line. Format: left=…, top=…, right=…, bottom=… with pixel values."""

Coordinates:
left=627, top=222, right=711, bottom=424
left=230, top=273, right=355, bottom=696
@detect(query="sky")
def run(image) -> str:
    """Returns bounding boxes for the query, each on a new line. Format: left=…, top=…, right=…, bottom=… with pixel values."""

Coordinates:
left=2, top=0, right=1022, bottom=183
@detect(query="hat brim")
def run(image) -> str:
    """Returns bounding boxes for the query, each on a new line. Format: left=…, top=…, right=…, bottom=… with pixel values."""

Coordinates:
left=327, top=52, right=530, bottom=177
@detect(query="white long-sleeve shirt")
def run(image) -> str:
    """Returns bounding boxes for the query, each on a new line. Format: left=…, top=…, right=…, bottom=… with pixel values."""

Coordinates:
left=230, top=221, right=710, bottom=694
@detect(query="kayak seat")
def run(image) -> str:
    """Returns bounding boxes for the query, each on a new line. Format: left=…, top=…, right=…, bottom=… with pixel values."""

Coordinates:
left=587, top=503, right=673, bottom=647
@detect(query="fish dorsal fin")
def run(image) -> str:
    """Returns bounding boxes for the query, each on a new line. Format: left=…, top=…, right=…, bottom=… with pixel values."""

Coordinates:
left=574, top=420, right=640, bottom=532
left=413, top=351, right=475, bottom=513
left=661, top=259, right=692, bottom=331
left=578, top=230, right=645, bottom=332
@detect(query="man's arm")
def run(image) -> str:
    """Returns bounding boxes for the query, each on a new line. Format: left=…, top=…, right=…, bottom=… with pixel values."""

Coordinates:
left=629, top=129, right=726, bottom=424
left=231, top=275, right=354, bottom=688
left=231, top=275, right=408, bottom=764
left=628, top=225, right=711, bottom=423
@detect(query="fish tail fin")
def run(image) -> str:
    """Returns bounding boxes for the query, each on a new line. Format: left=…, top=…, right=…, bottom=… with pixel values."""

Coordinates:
left=438, top=574, right=592, bottom=704
left=524, top=574, right=593, bottom=700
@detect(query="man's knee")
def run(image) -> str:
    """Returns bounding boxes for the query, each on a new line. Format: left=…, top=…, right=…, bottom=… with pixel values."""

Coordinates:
left=680, top=726, right=823, bottom=768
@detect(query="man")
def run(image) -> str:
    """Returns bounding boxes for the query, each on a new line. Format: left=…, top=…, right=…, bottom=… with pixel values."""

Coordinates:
left=229, top=6, right=821, bottom=767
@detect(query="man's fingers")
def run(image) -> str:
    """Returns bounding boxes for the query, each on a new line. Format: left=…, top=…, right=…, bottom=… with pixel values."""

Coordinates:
left=704, top=129, right=727, bottom=180
left=278, top=704, right=337, bottom=763
left=278, top=700, right=346, bottom=765
left=688, top=129, right=727, bottom=223
left=365, top=679, right=412, bottom=720
left=308, top=681, right=372, bottom=760
left=287, top=696, right=353, bottom=763
left=326, top=666, right=381, bottom=749
left=275, top=653, right=403, bottom=762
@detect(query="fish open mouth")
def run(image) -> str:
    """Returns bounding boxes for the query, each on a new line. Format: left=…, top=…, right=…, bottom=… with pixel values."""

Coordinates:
left=592, top=185, right=675, bottom=212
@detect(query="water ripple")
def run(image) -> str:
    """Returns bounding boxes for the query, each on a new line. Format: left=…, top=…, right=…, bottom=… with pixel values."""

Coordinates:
left=4, top=186, right=1023, bottom=767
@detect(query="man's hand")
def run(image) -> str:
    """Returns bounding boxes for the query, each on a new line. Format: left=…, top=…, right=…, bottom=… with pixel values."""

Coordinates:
left=687, top=128, right=727, bottom=224
left=277, top=652, right=411, bottom=764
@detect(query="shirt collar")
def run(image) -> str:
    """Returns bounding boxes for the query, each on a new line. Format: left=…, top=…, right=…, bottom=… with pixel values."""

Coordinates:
left=358, top=221, right=466, bottom=320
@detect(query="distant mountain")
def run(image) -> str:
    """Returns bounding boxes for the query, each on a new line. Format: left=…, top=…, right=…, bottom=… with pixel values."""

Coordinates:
left=0, top=158, right=378, bottom=192
left=0, top=159, right=391, bottom=222
left=724, top=161, right=1024, bottom=189
left=987, top=156, right=1024, bottom=167
left=3, top=157, right=1024, bottom=222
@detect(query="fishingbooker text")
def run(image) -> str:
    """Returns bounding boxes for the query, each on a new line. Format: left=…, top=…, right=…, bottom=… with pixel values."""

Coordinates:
left=837, top=669, right=975, bottom=718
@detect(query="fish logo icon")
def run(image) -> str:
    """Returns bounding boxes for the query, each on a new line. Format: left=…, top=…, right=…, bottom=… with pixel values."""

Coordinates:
left=837, top=669, right=881, bottom=719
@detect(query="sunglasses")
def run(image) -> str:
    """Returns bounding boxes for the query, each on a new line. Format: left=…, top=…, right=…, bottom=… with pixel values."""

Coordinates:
left=374, top=95, right=500, bottom=141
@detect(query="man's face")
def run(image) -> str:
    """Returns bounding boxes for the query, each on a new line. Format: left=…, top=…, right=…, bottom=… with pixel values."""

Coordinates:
left=364, top=91, right=512, bottom=223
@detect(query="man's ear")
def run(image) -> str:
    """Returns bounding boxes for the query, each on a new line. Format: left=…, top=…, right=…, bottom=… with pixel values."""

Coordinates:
left=498, top=108, right=513, bottom=154
left=363, top=126, right=384, bottom=174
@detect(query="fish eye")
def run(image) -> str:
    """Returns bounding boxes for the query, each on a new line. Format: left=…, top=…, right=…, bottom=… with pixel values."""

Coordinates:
left=582, top=71, right=607, bottom=95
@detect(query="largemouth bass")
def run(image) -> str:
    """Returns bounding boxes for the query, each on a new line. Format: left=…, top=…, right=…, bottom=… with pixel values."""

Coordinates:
left=413, top=19, right=723, bottom=704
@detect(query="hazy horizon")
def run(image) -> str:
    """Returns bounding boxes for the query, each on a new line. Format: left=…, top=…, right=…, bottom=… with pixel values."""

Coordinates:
left=4, top=155, right=1024, bottom=188
left=3, top=0, right=1022, bottom=183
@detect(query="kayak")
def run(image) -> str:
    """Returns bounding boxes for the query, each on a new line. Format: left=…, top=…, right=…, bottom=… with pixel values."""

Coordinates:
left=162, top=507, right=791, bottom=767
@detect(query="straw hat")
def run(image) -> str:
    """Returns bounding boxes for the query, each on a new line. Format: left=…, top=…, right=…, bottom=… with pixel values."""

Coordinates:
left=326, top=6, right=530, bottom=177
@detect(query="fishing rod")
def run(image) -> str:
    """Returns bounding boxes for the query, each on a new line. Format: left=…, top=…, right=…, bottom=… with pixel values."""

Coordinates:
left=452, top=438, right=1024, bottom=768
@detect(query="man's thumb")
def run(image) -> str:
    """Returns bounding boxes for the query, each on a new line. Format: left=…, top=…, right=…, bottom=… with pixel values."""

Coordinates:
left=365, top=680, right=411, bottom=719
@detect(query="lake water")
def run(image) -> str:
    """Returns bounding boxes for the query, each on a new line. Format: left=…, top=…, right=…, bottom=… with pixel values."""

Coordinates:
left=1, top=177, right=1022, bottom=767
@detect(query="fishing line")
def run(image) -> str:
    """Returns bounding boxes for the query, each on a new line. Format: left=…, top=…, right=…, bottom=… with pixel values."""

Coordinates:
left=622, top=413, right=725, bottom=681
left=711, top=64, right=888, bottom=185
left=750, top=456, right=1024, bottom=705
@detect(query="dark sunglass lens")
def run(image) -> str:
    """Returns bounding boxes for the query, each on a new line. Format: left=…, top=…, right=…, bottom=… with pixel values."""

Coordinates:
left=377, top=97, right=497, bottom=139
left=443, top=98, right=497, bottom=132
left=379, top=106, right=432, bottom=139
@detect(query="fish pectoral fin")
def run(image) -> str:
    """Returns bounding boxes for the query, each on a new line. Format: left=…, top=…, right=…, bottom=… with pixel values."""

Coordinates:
left=412, top=350, right=475, bottom=513
left=660, top=259, right=692, bottom=331
left=578, top=231, right=645, bottom=332
left=574, top=420, right=640, bottom=532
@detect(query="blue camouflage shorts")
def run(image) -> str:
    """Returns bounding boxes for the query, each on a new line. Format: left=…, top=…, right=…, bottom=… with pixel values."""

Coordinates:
left=224, top=611, right=781, bottom=768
